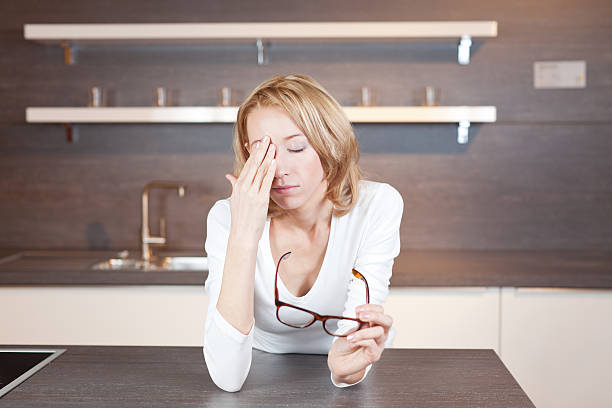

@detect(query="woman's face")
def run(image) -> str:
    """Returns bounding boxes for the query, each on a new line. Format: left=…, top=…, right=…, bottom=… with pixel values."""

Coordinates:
left=246, top=106, right=327, bottom=212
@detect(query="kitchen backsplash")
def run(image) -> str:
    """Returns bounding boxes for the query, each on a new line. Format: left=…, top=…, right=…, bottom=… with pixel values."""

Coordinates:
left=1, top=0, right=611, bottom=251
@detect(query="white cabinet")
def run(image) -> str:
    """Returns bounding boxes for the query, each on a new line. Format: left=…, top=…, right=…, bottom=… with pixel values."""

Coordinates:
left=500, top=287, right=612, bottom=408
left=3, top=285, right=612, bottom=408
left=0, top=286, right=208, bottom=346
left=385, top=287, right=501, bottom=353
left=1, top=286, right=501, bottom=351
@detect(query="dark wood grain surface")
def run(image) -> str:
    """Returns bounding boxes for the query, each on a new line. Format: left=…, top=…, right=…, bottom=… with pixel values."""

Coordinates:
left=0, top=346, right=534, bottom=407
left=391, top=249, right=612, bottom=288
left=1, top=249, right=610, bottom=288
left=1, top=0, right=612, bottom=255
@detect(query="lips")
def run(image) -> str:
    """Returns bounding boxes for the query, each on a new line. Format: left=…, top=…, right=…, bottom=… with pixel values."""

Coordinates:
left=272, top=185, right=298, bottom=194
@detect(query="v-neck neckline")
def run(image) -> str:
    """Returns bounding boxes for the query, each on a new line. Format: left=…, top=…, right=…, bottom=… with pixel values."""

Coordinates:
left=265, top=213, right=337, bottom=302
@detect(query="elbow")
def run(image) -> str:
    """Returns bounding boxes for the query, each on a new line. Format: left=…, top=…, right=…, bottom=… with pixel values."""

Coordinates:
left=211, top=377, right=245, bottom=393
left=203, top=346, right=250, bottom=393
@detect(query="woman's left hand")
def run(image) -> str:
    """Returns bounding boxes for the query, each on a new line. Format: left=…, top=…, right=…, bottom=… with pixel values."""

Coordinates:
left=327, top=304, right=393, bottom=384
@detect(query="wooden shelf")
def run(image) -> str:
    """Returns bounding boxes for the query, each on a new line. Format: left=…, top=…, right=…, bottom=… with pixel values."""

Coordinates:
left=23, top=21, right=498, bottom=65
left=25, top=106, right=496, bottom=123
left=25, top=105, right=496, bottom=144
left=24, top=21, right=498, bottom=41
left=26, top=107, right=240, bottom=124
left=343, top=106, right=496, bottom=123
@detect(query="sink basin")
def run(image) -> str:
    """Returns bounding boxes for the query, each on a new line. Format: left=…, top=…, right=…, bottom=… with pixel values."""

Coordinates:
left=91, top=256, right=208, bottom=271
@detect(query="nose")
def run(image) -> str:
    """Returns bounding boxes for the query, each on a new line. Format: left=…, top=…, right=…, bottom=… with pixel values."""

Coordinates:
left=272, top=145, right=290, bottom=179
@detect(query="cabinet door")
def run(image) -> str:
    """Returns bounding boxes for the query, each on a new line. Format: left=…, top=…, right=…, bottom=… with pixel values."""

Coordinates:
left=500, top=287, right=612, bottom=408
left=385, top=287, right=500, bottom=353
left=0, top=286, right=208, bottom=346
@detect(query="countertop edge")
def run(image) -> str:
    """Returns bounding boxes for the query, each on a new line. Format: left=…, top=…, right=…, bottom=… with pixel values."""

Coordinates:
left=0, top=249, right=611, bottom=288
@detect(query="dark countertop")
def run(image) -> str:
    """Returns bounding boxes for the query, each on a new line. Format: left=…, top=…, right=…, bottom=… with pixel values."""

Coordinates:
left=0, top=345, right=534, bottom=407
left=0, top=248, right=611, bottom=288
left=0, top=249, right=206, bottom=286
left=392, top=249, right=612, bottom=288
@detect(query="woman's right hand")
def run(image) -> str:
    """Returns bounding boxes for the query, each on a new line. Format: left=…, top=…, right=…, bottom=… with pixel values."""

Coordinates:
left=225, top=135, right=277, bottom=244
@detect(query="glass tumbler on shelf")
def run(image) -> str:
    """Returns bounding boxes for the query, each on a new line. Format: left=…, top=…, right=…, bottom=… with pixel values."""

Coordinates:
left=154, top=87, right=167, bottom=107
left=421, top=86, right=441, bottom=106
left=359, top=87, right=375, bottom=106
left=88, top=87, right=103, bottom=107
left=218, top=87, right=233, bottom=107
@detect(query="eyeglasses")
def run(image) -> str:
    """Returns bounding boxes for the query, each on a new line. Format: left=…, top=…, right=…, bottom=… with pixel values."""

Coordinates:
left=274, top=251, right=370, bottom=337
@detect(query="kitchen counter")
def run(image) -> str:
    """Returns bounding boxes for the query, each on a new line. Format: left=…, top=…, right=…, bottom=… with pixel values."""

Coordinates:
left=0, top=345, right=534, bottom=407
left=0, top=248, right=611, bottom=288
left=0, top=250, right=205, bottom=286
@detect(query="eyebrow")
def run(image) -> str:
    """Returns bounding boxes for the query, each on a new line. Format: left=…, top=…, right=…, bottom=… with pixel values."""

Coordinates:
left=250, top=133, right=304, bottom=146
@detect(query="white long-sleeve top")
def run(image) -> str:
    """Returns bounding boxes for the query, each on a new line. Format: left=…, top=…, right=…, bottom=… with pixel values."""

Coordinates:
left=203, top=180, right=403, bottom=392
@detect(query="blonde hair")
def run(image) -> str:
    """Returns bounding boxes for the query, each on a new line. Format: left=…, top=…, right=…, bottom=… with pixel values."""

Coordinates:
left=232, top=73, right=361, bottom=218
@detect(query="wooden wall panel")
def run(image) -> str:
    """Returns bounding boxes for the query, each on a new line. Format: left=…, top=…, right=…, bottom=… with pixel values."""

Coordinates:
left=1, top=0, right=611, bottom=251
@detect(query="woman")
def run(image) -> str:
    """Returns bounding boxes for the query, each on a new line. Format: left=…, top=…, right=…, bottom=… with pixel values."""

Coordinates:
left=203, top=73, right=403, bottom=392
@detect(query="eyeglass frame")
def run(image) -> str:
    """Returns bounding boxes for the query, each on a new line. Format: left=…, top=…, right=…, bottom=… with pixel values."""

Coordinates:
left=274, top=250, right=370, bottom=337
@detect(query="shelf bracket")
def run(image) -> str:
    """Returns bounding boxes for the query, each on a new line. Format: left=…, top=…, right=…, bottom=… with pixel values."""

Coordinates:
left=457, top=120, right=470, bottom=144
left=256, top=38, right=268, bottom=65
left=61, top=41, right=76, bottom=65
left=457, top=35, right=472, bottom=65
left=63, top=123, right=79, bottom=143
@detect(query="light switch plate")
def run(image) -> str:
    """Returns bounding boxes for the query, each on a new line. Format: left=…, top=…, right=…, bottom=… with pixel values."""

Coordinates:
left=534, top=60, right=586, bottom=89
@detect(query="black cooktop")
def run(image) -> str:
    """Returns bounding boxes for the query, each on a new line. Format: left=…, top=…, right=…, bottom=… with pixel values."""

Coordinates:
left=0, top=349, right=65, bottom=398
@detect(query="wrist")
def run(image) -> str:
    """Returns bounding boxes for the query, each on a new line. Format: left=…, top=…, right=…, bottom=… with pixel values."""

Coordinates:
left=331, top=368, right=366, bottom=386
left=227, top=230, right=260, bottom=252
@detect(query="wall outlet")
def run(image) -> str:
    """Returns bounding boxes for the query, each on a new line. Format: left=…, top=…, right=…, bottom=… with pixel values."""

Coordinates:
left=534, top=60, right=586, bottom=89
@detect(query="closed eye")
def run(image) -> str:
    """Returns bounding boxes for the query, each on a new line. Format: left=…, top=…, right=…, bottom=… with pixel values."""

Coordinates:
left=288, top=147, right=305, bottom=153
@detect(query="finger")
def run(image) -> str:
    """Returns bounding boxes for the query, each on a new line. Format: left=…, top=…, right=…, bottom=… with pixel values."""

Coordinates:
left=244, top=136, right=271, bottom=185
left=346, top=337, right=383, bottom=365
left=251, top=143, right=275, bottom=192
left=329, top=355, right=367, bottom=379
left=253, top=143, right=276, bottom=190
left=236, top=137, right=266, bottom=187
left=347, top=326, right=384, bottom=344
left=358, top=311, right=393, bottom=331
left=225, top=174, right=237, bottom=188
left=335, top=336, right=361, bottom=353
left=260, top=157, right=277, bottom=193
left=349, top=338, right=379, bottom=350
left=355, top=304, right=384, bottom=315
left=359, top=341, right=383, bottom=365
left=329, top=339, right=370, bottom=377
left=238, top=140, right=259, bottom=175
left=348, top=323, right=390, bottom=347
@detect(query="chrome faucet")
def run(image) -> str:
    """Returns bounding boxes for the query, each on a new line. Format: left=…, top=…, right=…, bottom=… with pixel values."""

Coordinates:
left=141, top=181, right=186, bottom=262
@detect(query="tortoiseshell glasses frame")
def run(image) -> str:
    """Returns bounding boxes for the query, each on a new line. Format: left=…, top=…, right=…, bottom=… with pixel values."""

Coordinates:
left=274, top=251, right=370, bottom=337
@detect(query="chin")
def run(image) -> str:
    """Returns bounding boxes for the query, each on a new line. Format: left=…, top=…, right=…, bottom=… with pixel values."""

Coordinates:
left=270, top=196, right=304, bottom=211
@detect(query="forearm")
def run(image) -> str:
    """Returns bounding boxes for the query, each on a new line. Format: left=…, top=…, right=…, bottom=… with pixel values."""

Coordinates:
left=215, top=231, right=258, bottom=335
